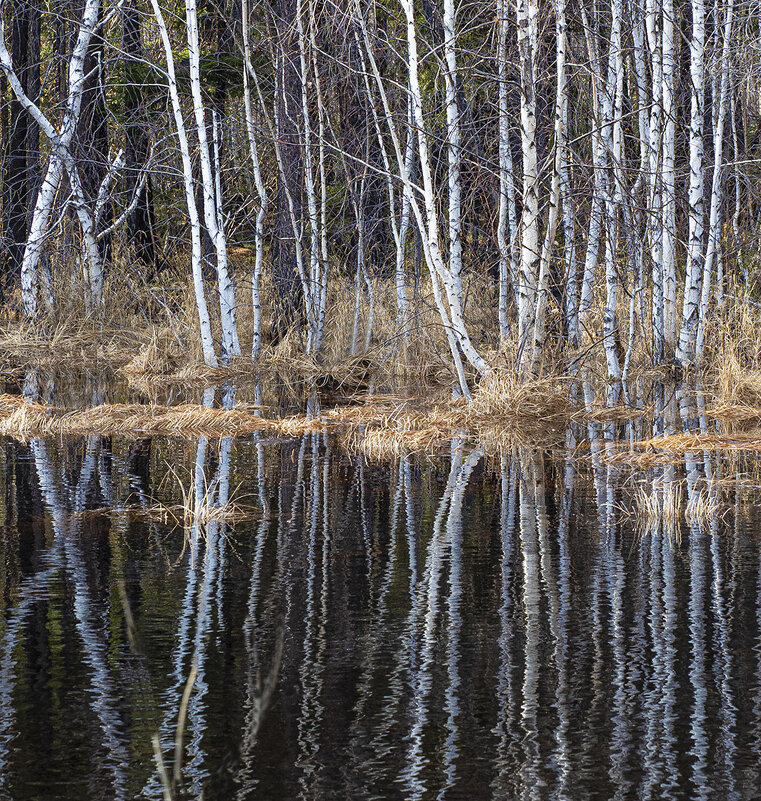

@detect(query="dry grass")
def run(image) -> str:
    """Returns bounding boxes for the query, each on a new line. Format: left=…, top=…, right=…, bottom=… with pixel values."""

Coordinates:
left=329, top=373, right=574, bottom=459
left=702, top=293, right=761, bottom=408
left=0, top=394, right=322, bottom=442
left=120, top=338, right=239, bottom=390
left=146, top=464, right=257, bottom=529
left=685, top=486, right=721, bottom=527
left=621, top=475, right=725, bottom=542
left=610, top=431, right=761, bottom=465
left=0, top=373, right=574, bottom=454
left=634, top=479, right=684, bottom=542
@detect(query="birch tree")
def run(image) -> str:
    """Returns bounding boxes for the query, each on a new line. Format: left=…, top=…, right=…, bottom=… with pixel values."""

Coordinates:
left=676, top=0, right=706, bottom=364
left=242, top=0, right=268, bottom=359
left=149, top=0, right=218, bottom=366
left=185, top=0, right=240, bottom=360
left=515, top=0, right=540, bottom=368
left=496, top=0, right=519, bottom=343
left=695, top=0, right=735, bottom=358
left=399, top=0, right=489, bottom=378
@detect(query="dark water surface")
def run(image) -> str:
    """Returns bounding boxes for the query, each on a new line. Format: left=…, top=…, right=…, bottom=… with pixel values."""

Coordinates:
left=2, top=383, right=761, bottom=799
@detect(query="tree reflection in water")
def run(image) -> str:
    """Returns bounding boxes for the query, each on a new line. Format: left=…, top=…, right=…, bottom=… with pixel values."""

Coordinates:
left=0, top=380, right=760, bottom=799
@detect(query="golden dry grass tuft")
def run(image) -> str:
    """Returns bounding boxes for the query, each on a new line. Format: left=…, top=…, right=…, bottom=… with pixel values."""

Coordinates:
left=327, top=374, right=574, bottom=459
left=470, top=370, right=572, bottom=424
left=634, top=479, right=684, bottom=542
left=685, top=486, right=721, bottom=527
left=703, top=293, right=761, bottom=407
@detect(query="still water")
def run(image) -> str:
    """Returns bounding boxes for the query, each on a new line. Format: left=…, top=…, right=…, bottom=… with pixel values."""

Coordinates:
left=1, top=383, right=761, bottom=799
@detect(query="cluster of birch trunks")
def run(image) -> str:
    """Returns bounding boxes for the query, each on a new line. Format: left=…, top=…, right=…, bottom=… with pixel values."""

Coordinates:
left=0, top=0, right=757, bottom=387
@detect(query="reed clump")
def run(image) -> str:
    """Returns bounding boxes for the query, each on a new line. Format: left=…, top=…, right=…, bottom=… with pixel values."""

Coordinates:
left=470, top=370, right=572, bottom=424
left=685, top=487, right=721, bottom=527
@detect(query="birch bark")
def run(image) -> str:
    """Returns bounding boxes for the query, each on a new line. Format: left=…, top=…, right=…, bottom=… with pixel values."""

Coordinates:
left=661, top=0, right=677, bottom=349
left=696, top=0, right=734, bottom=357
left=400, top=0, right=489, bottom=376
left=530, top=0, right=568, bottom=374
left=515, top=0, right=540, bottom=367
left=676, top=0, right=705, bottom=364
left=497, top=0, right=519, bottom=342
left=242, top=0, right=268, bottom=359
left=185, top=0, right=240, bottom=359
left=149, top=0, right=217, bottom=366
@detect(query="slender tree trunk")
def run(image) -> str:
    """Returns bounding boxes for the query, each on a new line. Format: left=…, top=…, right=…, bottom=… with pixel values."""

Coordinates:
left=646, top=0, right=665, bottom=362
left=661, top=0, right=677, bottom=350
left=530, top=0, right=568, bottom=374
left=186, top=0, right=240, bottom=359
left=122, top=0, right=159, bottom=273
left=149, top=0, right=218, bottom=366
left=516, top=0, right=540, bottom=368
left=0, top=0, right=103, bottom=317
left=270, top=0, right=304, bottom=339
left=676, top=0, right=705, bottom=364
left=241, top=0, right=267, bottom=358
left=696, top=0, right=734, bottom=357
left=497, top=0, right=519, bottom=342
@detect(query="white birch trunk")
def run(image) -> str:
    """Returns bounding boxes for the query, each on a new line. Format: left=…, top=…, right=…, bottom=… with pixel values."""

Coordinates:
left=185, top=0, right=240, bottom=359
left=297, top=0, right=322, bottom=353
left=20, top=157, right=64, bottom=317
left=661, top=0, right=677, bottom=349
left=530, top=0, right=568, bottom=374
left=516, top=0, right=540, bottom=368
left=676, top=0, right=705, bottom=364
left=577, top=5, right=606, bottom=350
left=149, top=0, right=217, bottom=366
left=497, top=0, right=520, bottom=341
left=696, top=0, right=734, bottom=357
left=311, top=13, right=329, bottom=354
left=396, top=110, right=415, bottom=339
left=603, top=0, right=624, bottom=379
left=400, top=0, right=489, bottom=377
left=241, top=0, right=268, bottom=359
left=646, top=0, right=665, bottom=361
left=356, top=5, right=472, bottom=394
left=443, top=0, right=464, bottom=323
left=0, top=0, right=102, bottom=316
